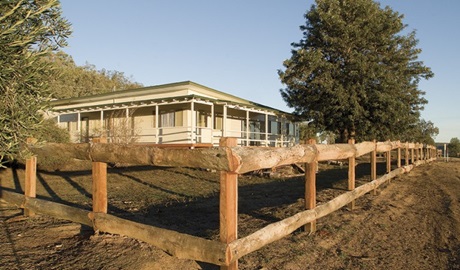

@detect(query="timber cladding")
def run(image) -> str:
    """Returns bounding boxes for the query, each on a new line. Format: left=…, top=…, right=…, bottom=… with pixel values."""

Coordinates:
left=1, top=139, right=436, bottom=268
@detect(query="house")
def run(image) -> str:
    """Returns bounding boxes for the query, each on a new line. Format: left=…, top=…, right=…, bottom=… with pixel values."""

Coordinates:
left=49, top=81, right=299, bottom=147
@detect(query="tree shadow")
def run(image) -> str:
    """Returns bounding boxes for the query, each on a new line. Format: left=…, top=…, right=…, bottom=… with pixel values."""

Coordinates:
left=116, top=161, right=390, bottom=240
left=11, top=167, right=23, bottom=193
left=1, top=159, right=394, bottom=269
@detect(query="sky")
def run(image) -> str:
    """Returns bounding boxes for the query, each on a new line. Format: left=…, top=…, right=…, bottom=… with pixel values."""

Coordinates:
left=59, top=0, right=459, bottom=143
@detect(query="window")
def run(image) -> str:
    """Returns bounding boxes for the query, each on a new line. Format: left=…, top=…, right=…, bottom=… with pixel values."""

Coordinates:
left=215, top=115, right=223, bottom=130
left=270, top=121, right=281, bottom=134
left=196, top=111, right=209, bottom=127
left=160, top=110, right=183, bottom=127
left=161, top=111, right=175, bottom=127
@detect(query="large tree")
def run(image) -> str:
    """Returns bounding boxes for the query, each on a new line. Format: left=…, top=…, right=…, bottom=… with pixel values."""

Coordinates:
left=44, top=51, right=142, bottom=99
left=0, top=0, right=71, bottom=164
left=402, top=119, right=438, bottom=145
left=279, top=0, right=433, bottom=142
left=448, top=137, right=460, bottom=157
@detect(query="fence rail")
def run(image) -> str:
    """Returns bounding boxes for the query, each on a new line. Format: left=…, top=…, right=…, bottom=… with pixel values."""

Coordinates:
left=0, top=138, right=436, bottom=269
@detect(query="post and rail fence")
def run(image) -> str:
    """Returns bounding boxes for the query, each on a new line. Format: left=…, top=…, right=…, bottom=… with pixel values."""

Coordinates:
left=0, top=138, right=437, bottom=269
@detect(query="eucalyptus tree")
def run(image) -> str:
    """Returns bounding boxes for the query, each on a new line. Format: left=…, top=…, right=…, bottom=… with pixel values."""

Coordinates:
left=0, top=0, right=71, bottom=164
left=279, top=0, right=433, bottom=142
left=45, top=51, right=142, bottom=99
left=448, top=138, right=460, bottom=157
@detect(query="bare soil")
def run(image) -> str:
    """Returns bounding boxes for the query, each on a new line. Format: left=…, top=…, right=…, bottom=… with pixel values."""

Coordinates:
left=1, top=158, right=459, bottom=269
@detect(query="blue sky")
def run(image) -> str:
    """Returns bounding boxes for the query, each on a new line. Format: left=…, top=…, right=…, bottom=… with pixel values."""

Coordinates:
left=59, top=0, right=459, bottom=143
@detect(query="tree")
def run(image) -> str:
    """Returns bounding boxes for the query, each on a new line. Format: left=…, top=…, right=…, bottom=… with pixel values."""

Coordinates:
left=0, top=0, right=71, bottom=164
left=402, top=119, right=438, bottom=145
left=279, top=0, right=433, bottom=142
left=43, top=51, right=142, bottom=99
left=448, top=137, right=460, bottom=157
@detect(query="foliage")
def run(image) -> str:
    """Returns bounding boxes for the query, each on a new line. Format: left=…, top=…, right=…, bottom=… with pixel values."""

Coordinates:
left=448, top=137, right=460, bottom=157
left=44, top=51, right=142, bottom=99
left=0, top=0, right=71, bottom=165
left=298, top=122, right=336, bottom=144
left=101, top=109, right=140, bottom=144
left=30, top=118, right=70, bottom=143
left=401, top=119, right=438, bottom=145
left=279, top=0, right=433, bottom=142
left=298, top=122, right=318, bottom=142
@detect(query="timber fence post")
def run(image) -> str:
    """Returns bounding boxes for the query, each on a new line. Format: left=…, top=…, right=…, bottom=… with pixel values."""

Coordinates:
left=24, top=138, right=37, bottom=217
left=348, top=138, right=356, bottom=210
left=411, top=144, right=415, bottom=164
left=397, top=142, right=401, bottom=168
left=219, top=137, right=238, bottom=270
left=405, top=142, right=409, bottom=166
left=305, top=138, right=317, bottom=233
left=92, top=137, right=108, bottom=214
left=371, top=140, right=377, bottom=195
left=386, top=146, right=391, bottom=174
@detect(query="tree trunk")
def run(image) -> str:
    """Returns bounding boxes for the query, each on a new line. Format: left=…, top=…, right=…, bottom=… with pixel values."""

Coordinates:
left=339, top=129, right=349, bottom=143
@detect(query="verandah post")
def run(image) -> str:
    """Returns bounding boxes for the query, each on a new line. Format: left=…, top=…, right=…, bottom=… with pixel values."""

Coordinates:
left=348, top=138, right=356, bottom=210
left=305, top=138, right=317, bottom=233
left=92, top=137, right=108, bottom=213
left=219, top=137, right=238, bottom=270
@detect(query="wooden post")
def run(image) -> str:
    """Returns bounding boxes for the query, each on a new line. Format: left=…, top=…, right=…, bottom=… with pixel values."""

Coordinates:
left=92, top=137, right=108, bottom=213
left=405, top=143, right=409, bottom=166
left=411, top=147, right=414, bottom=164
left=386, top=150, right=391, bottom=174
left=219, top=137, right=238, bottom=270
left=24, top=156, right=37, bottom=217
left=304, top=138, right=317, bottom=233
left=370, top=140, right=377, bottom=195
left=348, top=139, right=356, bottom=210
left=397, top=146, right=401, bottom=168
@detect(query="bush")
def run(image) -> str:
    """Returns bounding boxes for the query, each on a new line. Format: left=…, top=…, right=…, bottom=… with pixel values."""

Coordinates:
left=31, top=118, right=70, bottom=143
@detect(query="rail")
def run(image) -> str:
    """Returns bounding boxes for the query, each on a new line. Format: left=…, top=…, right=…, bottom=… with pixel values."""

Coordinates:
left=0, top=138, right=436, bottom=269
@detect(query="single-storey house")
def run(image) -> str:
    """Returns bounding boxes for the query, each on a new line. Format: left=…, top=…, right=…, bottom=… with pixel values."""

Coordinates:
left=49, top=81, right=299, bottom=147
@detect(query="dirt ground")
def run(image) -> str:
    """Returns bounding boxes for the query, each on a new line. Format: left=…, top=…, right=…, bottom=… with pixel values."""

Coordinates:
left=1, top=158, right=459, bottom=269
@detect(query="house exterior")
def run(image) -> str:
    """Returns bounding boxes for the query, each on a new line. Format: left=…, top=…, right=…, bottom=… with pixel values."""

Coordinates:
left=49, top=81, right=299, bottom=147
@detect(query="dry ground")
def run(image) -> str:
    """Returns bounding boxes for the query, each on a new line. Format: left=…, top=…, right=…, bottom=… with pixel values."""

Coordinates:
left=0, top=158, right=459, bottom=269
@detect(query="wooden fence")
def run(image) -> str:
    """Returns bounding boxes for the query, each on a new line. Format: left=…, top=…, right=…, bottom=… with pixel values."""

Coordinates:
left=0, top=138, right=436, bottom=269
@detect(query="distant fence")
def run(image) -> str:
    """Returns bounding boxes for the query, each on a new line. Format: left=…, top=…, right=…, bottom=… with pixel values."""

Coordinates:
left=0, top=138, right=436, bottom=269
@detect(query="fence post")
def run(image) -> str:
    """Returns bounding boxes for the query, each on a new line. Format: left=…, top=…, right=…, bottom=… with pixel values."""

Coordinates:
left=219, top=137, right=238, bottom=270
left=411, top=145, right=415, bottom=164
left=348, top=138, right=356, bottom=210
left=397, top=142, right=401, bottom=168
left=92, top=137, right=108, bottom=214
left=305, top=138, right=317, bottom=233
left=386, top=150, right=391, bottom=174
left=404, top=143, right=409, bottom=166
left=371, top=140, right=377, bottom=195
left=24, top=155, right=37, bottom=217
left=386, top=147, right=392, bottom=184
